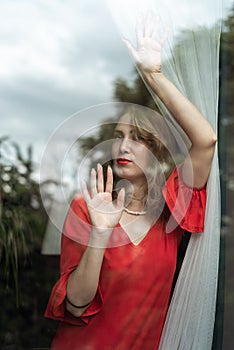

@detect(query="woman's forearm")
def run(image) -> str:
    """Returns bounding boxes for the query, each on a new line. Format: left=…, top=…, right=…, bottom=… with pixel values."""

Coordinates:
left=142, top=70, right=217, bottom=187
left=66, top=229, right=110, bottom=317
left=66, top=164, right=125, bottom=317
left=144, top=72, right=217, bottom=148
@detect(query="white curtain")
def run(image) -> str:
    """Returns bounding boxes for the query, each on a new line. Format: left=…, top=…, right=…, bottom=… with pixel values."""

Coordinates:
left=105, top=0, right=222, bottom=349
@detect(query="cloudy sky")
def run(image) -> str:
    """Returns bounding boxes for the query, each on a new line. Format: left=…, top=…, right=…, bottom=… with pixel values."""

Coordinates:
left=0, top=0, right=233, bottom=170
left=0, top=0, right=134, bottom=164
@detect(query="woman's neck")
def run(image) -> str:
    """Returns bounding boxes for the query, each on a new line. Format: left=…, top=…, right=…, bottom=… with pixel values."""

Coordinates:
left=124, top=183, right=147, bottom=212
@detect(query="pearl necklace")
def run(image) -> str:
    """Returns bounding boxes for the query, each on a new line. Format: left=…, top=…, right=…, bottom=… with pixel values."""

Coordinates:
left=123, top=207, right=147, bottom=216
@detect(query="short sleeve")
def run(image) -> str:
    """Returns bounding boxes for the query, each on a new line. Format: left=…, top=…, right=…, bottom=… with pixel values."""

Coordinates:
left=44, top=195, right=103, bottom=325
left=162, top=166, right=206, bottom=233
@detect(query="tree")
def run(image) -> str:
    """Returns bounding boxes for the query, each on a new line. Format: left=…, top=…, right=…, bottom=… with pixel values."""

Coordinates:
left=0, top=137, right=38, bottom=305
left=0, top=137, right=58, bottom=349
left=217, top=5, right=234, bottom=349
left=114, top=72, right=159, bottom=110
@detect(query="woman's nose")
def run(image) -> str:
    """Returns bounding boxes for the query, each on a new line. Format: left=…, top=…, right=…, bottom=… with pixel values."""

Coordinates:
left=119, top=137, right=131, bottom=153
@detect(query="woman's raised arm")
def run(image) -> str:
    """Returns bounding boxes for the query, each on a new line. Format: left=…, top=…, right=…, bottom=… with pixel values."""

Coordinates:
left=124, top=14, right=217, bottom=188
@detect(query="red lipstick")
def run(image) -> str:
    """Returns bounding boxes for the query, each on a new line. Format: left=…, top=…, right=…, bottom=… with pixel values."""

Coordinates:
left=117, top=158, right=132, bottom=165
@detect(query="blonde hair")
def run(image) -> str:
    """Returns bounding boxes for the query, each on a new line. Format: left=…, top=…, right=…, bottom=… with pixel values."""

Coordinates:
left=133, top=106, right=175, bottom=207
left=113, top=104, right=177, bottom=221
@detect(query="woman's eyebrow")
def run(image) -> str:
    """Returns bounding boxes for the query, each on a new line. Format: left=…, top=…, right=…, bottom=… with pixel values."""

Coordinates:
left=114, top=128, right=135, bottom=133
left=113, top=129, right=124, bottom=134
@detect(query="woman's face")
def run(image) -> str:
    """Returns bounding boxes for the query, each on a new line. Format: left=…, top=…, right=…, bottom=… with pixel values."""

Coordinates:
left=112, top=113, right=152, bottom=183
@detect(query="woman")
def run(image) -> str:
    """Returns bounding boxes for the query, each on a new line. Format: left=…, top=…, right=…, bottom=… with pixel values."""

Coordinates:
left=45, top=17, right=217, bottom=349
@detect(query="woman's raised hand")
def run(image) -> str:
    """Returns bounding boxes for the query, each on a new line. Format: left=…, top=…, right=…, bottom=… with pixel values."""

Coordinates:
left=123, top=13, right=168, bottom=74
left=82, top=164, right=125, bottom=234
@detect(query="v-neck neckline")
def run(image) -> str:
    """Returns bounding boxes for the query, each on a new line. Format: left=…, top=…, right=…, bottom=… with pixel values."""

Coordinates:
left=117, top=221, right=157, bottom=247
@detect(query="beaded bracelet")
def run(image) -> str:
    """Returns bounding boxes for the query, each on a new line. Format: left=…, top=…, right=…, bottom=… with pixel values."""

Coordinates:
left=65, top=295, right=91, bottom=309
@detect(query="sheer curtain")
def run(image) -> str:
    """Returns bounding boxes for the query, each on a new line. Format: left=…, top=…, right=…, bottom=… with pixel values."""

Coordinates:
left=105, top=0, right=222, bottom=349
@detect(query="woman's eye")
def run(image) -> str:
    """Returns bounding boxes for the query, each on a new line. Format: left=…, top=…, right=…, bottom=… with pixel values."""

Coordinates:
left=134, top=135, right=145, bottom=142
left=113, top=134, right=123, bottom=140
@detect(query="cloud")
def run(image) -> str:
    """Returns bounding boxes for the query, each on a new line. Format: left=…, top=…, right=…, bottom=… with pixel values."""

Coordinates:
left=0, top=0, right=133, bottom=155
left=0, top=0, right=231, bottom=162
left=0, top=0, right=132, bottom=82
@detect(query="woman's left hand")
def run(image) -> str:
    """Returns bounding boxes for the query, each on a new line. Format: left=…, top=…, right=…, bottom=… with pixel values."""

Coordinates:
left=81, top=164, right=125, bottom=235
left=123, top=13, right=168, bottom=74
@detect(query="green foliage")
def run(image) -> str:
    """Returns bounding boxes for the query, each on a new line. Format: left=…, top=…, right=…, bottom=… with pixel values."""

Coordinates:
left=220, top=5, right=234, bottom=137
left=0, top=137, right=46, bottom=305
left=79, top=121, right=117, bottom=156
left=0, top=210, right=28, bottom=307
left=0, top=136, right=59, bottom=349
left=222, top=5, right=234, bottom=77
left=78, top=118, right=117, bottom=172
left=113, top=71, right=159, bottom=110
left=216, top=5, right=234, bottom=349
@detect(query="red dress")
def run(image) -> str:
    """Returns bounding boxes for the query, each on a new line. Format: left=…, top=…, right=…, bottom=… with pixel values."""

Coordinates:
left=45, top=167, right=206, bottom=350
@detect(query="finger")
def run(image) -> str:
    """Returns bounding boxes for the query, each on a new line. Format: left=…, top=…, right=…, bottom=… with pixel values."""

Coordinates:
left=122, top=39, right=139, bottom=62
left=116, top=187, right=125, bottom=210
left=136, top=15, right=143, bottom=46
left=97, top=163, right=104, bottom=193
left=144, top=11, right=152, bottom=37
left=151, top=15, right=160, bottom=39
left=105, top=166, right=113, bottom=193
left=81, top=180, right=91, bottom=204
left=90, top=168, right=97, bottom=197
